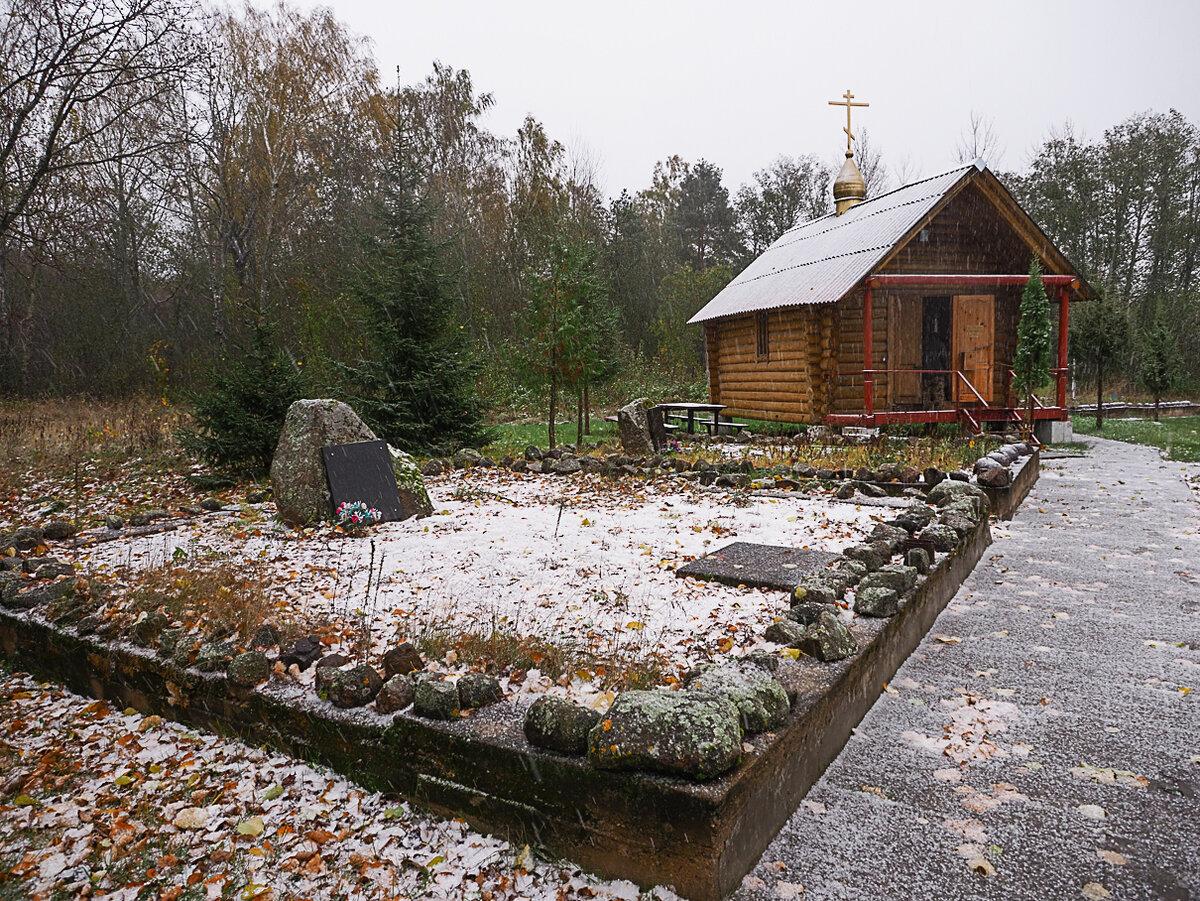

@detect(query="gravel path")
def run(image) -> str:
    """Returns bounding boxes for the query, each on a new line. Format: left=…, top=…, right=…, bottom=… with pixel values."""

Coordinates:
left=734, top=436, right=1200, bottom=900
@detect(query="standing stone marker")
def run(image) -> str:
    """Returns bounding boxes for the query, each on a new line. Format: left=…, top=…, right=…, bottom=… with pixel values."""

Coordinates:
left=271, top=399, right=432, bottom=525
left=322, top=440, right=405, bottom=522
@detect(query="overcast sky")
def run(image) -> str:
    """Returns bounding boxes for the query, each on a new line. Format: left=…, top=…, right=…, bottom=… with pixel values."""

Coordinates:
left=303, top=0, right=1200, bottom=199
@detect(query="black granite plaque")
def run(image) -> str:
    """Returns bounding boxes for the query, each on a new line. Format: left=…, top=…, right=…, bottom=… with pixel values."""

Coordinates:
left=675, top=542, right=840, bottom=592
left=321, top=440, right=405, bottom=523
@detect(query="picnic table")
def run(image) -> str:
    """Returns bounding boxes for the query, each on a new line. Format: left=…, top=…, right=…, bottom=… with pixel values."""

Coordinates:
left=655, top=402, right=746, bottom=435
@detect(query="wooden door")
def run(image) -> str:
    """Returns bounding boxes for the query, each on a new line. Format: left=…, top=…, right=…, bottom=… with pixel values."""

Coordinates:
left=952, top=295, right=994, bottom=403
left=887, top=295, right=922, bottom=405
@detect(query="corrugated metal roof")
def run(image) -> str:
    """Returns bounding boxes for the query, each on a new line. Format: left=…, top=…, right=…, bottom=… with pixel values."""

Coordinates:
left=689, top=163, right=976, bottom=324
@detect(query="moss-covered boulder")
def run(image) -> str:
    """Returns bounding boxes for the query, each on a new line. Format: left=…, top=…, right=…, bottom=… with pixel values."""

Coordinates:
left=327, top=664, right=383, bottom=708
left=388, top=445, right=434, bottom=519
left=269, top=399, right=432, bottom=526
left=458, top=673, right=502, bottom=709
left=588, top=690, right=742, bottom=781
left=375, top=674, right=414, bottom=714
left=793, top=610, right=857, bottom=662
left=764, top=619, right=807, bottom=645
left=524, top=696, right=600, bottom=755
left=684, top=664, right=789, bottom=734
left=228, top=650, right=271, bottom=687
left=413, top=674, right=460, bottom=719
left=919, top=523, right=961, bottom=552
left=858, top=564, right=918, bottom=594
left=927, top=479, right=990, bottom=515
left=853, top=586, right=900, bottom=617
left=786, top=601, right=837, bottom=626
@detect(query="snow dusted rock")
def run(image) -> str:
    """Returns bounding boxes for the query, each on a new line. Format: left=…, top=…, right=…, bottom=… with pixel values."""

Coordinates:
left=327, top=665, right=383, bottom=708
left=977, top=465, right=1013, bottom=488
left=458, top=673, right=503, bottom=709
left=858, top=564, right=918, bottom=595
left=844, top=543, right=889, bottom=572
left=381, top=642, right=424, bottom=680
left=413, top=673, right=460, bottom=719
left=228, top=650, right=271, bottom=687
left=524, top=696, right=600, bottom=755
left=793, top=610, right=857, bottom=662
left=375, top=675, right=414, bottom=714
left=918, top=523, right=960, bottom=552
left=269, top=399, right=432, bottom=525
left=868, top=523, right=909, bottom=555
left=831, top=558, right=868, bottom=586
left=279, top=636, right=322, bottom=671
left=927, top=478, right=990, bottom=514
left=764, top=619, right=807, bottom=645
left=786, top=601, right=837, bottom=627
left=853, top=586, right=900, bottom=618
left=890, top=504, right=936, bottom=533
left=616, top=398, right=654, bottom=456
left=906, top=546, right=931, bottom=574
left=684, top=664, right=789, bottom=734
left=42, top=520, right=77, bottom=540
left=588, top=690, right=742, bottom=781
left=194, top=640, right=237, bottom=673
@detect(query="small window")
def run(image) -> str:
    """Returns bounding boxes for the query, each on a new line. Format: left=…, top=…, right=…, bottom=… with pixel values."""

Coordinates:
left=755, top=311, right=769, bottom=360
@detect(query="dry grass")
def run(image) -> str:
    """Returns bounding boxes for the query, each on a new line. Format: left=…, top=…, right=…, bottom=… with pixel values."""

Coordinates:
left=120, top=558, right=276, bottom=644
left=0, top=396, right=185, bottom=477
left=417, top=628, right=667, bottom=693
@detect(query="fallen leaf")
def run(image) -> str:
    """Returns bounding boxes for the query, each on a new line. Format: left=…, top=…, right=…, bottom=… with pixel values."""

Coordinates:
left=1097, top=849, right=1127, bottom=866
left=776, top=881, right=805, bottom=898
left=1078, top=804, right=1107, bottom=820
left=173, top=807, right=211, bottom=830
left=237, top=816, right=265, bottom=837
left=1081, top=883, right=1111, bottom=899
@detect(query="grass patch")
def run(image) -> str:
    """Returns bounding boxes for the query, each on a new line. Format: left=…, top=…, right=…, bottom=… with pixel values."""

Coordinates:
left=0, top=396, right=184, bottom=471
left=481, top=419, right=619, bottom=457
left=416, top=627, right=666, bottom=694
left=1072, top=414, right=1200, bottom=462
left=118, top=558, right=276, bottom=644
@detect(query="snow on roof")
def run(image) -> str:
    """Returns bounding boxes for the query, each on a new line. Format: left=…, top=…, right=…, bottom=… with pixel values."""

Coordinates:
left=689, top=163, right=978, bottom=324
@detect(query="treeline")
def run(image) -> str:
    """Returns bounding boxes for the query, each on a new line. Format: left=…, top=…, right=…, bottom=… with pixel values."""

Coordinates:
left=1009, top=111, right=1200, bottom=398
left=0, top=0, right=831, bottom=413
left=2, top=0, right=1197, bottom=437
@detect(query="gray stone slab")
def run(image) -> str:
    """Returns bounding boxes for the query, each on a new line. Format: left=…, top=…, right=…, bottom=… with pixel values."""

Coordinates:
left=676, top=542, right=839, bottom=592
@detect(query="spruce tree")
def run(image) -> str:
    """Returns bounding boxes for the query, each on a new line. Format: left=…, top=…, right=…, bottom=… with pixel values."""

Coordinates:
left=342, top=145, right=489, bottom=454
left=1012, top=258, right=1053, bottom=436
left=1071, top=293, right=1130, bottom=430
left=184, top=321, right=309, bottom=474
left=1140, top=313, right=1179, bottom=421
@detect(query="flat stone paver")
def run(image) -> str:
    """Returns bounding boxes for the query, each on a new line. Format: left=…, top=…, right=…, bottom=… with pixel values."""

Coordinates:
left=676, top=542, right=839, bottom=591
left=735, top=437, right=1200, bottom=900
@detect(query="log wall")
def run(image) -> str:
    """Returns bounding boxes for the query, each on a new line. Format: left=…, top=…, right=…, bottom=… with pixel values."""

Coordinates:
left=703, top=180, right=1042, bottom=422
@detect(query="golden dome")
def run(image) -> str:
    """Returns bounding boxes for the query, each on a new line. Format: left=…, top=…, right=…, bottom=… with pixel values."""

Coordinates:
left=833, top=151, right=866, bottom=215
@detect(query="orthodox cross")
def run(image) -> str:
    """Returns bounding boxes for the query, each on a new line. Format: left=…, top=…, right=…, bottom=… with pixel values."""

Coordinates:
left=828, top=89, right=869, bottom=154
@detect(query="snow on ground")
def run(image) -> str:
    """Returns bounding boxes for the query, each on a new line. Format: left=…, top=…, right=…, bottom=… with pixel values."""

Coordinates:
left=0, top=671, right=681, bottom=901
left=68, top=468, right=878, bottom=703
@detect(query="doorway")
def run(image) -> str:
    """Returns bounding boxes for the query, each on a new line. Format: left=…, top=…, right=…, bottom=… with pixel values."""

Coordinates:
left=952, top=294, right=994, bottom=403
left=921, top=297, right=951, bottom=407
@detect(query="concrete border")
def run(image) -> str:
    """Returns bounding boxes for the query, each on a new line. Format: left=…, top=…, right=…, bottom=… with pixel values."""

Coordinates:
left=979, top=448, right=1040, bottom=520
left=0, top=519, right=991, bottom=901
